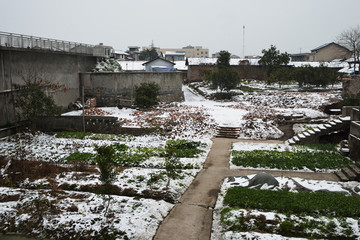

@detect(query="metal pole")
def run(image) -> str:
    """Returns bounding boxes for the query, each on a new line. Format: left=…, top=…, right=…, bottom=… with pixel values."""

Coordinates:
left=82, top=85, right=85, bottom=132
left=243, top=25, right=245, bottom=59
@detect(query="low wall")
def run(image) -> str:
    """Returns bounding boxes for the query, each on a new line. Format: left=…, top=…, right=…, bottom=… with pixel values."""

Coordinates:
left=342, top=78, right=360, bottom=99
left=351, top=108, right=360, bottom=121
left=35, top=116, right=156, bottom=136
left=81, top=72, right=184, bottom=107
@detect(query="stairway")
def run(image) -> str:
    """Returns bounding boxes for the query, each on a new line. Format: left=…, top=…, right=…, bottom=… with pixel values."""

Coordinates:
left=335, top=162, right=360, bottom=181
left=215, top=126, right=241, bottom=138
left=286, top=116, right=351, bottom=145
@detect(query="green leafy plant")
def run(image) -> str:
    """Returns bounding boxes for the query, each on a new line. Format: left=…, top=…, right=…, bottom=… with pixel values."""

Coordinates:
left=95, top=145, right=117, bottom=186
left=231, top=150, right=350, bottom=171
left=224, top=187, right=360, bottom=217
left=14, top=80, right=62, bottom=127
left=134, top=82, right=160, bottom=108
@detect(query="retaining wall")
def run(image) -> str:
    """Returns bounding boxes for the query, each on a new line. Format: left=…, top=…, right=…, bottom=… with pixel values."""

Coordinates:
left=0, top=48, right=97, bottom=127
left=81, top=72, right=184, bottom=107
left=349, top=121, right=360, bottom=162
left=342, top=78, right=360, bottom=99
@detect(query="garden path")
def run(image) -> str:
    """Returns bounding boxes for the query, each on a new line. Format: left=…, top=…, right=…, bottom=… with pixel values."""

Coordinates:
left=154, top=138, right=339, bottom=240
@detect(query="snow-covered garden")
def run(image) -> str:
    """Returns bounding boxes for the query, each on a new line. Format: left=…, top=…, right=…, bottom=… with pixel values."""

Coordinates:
left=1, top=81, right=359, bottom=239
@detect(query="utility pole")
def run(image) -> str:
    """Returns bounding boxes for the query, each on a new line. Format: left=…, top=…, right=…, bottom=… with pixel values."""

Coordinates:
left=243, top=25, right=245, bottom=59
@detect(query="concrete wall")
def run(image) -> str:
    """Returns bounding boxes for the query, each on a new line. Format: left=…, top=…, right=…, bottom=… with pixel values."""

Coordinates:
left=349, top=121, right=360, bottom=162
left=0, top=48, right=97, bottom=127
left=342, top=78, right=360, bottom=99
left=81, top=72, right=184, bottom=107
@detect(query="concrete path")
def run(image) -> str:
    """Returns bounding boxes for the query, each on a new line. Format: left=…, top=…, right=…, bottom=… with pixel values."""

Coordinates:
left=154, top=138, right=339, bottom=240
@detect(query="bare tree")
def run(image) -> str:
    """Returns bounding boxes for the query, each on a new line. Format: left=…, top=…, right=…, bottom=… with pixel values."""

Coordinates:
left=337, top=25, right=360, bottom=73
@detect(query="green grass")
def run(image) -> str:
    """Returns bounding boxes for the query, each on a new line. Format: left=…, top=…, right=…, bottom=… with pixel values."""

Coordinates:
left=231, top=150, right=350, bottom=171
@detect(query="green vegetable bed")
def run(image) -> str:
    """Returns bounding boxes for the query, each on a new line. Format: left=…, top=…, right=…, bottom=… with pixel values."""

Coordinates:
left=231, top=150, right=350, bottom=171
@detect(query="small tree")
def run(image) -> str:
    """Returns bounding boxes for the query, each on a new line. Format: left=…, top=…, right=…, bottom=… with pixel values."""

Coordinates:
left=208, top=50, right=240, bottom=92
left=164, top=142, right=180, bottom=188
left=337, top=25, right=360, bottom=73
left=13, top=69, right=63, bottom=127
left=268, top=67, right=292, bottom=88
left=139, top=48, right=159, bottom=61
left=259, top=45, right=290, bottom=77
left=134, top=82, right=160, bottom=108
left=95, top=145, right=117, bottom=186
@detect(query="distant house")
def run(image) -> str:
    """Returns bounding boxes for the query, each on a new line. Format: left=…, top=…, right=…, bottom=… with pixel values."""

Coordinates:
left=164, top=51, right=185, bottom=61
left=127, top=46, right=141, bottom=61
left=309, top=42, right=352, bottom=62
left=94, top=43, right=114, bottom=58
left=142, top=57, right=176, bottom=72
left=113, top=50, right=129, bottom=60
left=290, top=53, right=310, bottom=62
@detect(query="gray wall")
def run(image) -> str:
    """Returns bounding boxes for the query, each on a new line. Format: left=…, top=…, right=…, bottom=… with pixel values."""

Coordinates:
left=0, top=48, right=97, bottom=127
left=81, top=72, right=184, bottom=106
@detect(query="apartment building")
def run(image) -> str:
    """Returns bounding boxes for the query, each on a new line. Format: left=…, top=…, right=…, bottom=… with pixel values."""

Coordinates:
left=143, top=45, right=209, bottom=58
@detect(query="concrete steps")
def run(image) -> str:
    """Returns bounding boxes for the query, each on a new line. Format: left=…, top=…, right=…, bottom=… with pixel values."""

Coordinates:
left=286, top=117, right=351, bottom=146
left=335, top=162, right=360, bottom=182
left=215, top=126, right=241, bottom=139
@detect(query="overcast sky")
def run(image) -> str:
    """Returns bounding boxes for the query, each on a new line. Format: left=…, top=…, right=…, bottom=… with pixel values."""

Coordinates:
left=1, top=0, right=359, bottom=57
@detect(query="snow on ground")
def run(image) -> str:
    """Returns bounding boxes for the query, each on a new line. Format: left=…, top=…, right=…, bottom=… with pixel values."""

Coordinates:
left=0, top=187, right=173, bottom=239
left=0, top=82, right=348, bottom=239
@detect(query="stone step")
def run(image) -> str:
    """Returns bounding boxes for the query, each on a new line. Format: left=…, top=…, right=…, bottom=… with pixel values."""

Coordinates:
left=308, top=130, right=315, bottom=134
left=340, top=116, right=351, bottom=122
left=303, top=131, right=311, bottom=137
left=341, top=167, right=357, bottom=181
left=324, top=124, right=332, bottom=128
left=335, top=171, right=349, bottom=182
left=334, top=119, right=342, bottom=124
left=329, top=109, right=342, bottom=115
left=318, top=125, right=326, bottom=130
left=329, top=121, right=337, bottom=126
left=313, top=128, right=321, bottom=133
left=298, top=134, right=306, bottom=139
left=288, top=139, right=295, bottom=145
left=349, top=164, right=360, bottom=176
left=293, top=136, right=300, bottom=142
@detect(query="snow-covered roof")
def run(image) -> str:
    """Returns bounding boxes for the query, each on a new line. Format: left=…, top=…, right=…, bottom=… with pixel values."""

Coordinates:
left=118, top=60, right=146, bottom=71
left=311, top=42, right=349, bottom=52
left=165, top=51, right=185, bottom=56
left=114, top=50, right=129, bottom=55
left=142, top=57, right=175, bottom=66
left=118, top=60, right=188, bottom=71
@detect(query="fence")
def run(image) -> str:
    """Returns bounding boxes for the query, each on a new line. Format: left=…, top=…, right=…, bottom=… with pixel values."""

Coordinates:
left=0, top=31, right=105, bottom=56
